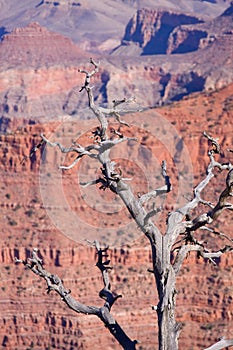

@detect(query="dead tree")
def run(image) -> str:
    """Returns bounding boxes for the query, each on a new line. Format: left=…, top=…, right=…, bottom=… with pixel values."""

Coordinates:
left=17, top=59, right=233, bottom=350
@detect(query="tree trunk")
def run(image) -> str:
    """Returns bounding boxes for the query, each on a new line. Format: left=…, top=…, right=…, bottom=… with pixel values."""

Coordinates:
left=151, top=236, right=180, bottom=350
left=157, top=304, right=179, bottom=350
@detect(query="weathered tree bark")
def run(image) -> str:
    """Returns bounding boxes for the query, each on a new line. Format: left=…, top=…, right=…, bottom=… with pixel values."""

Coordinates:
left=18, top=58, right=233, bottom=350
left=156, top=263, right=179, bottom=350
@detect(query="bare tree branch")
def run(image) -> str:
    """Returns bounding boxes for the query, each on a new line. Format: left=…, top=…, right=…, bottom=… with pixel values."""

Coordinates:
left=79, top=58, right=108, bottom=139
left=165, top=133, right=233, bottom=247
left=79, top=59, right=141, bottom=138
left=80, top=178, right=104, bottom=188
left=78, top=57, right=99, bottom=92
left=203, top=131, right=221, bottom=154
left=173, top=243, right=233, bottom=274
left=41, top=133, right=98, bottom=170
left=112, top=97, right=136, bottom=108
left=15, top=248, right=99, bottom=315
left=144, top=205, right=162, bottom=225
left=204, top=338, right=233, bottom=350
left=186, top=167, right=233, bottom=232
left=15, top=247, right=138, bottom=350
left=200, top=226, right=233, bottom=245
left=94, top=241, right=122, bottom=309
left=139, top=160, right=171, bottom=205
left=21, top=138, right=46, bottom=164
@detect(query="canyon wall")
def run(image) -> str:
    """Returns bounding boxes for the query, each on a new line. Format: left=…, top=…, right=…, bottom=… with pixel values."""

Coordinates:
left=0, top=82, right=233, bottom=349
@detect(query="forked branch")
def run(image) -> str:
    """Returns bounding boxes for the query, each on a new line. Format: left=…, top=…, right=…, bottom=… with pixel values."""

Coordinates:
left=15, top=247, right=137, bottom=350
left=166, top=132, right=233, bottom=246
left=169, top=133, right=233, bottom=277
left=40, top=133, right=98, bottom=169
left=173, top=243, right=233, bottom=274
left=79, top=58, right=140, bottom=139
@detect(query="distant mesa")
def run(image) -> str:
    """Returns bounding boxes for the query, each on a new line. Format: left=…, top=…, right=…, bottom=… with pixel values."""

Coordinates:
left=10, top=22, right=53, bottom=35
left=0, top=22, right=87, bottom=68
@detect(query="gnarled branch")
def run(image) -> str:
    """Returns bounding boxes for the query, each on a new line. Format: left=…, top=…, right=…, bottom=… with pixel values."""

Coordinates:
left=173, top=243, right=233, bottom=275
left=79, top=59, right=140, bottom=139
left=166, top=133, right=233, bottom=247
left=16, top=247, right=137, bottom=350
left=15, top=248, right=98, bottom=315
left=94, top=240, right=122, bottom=309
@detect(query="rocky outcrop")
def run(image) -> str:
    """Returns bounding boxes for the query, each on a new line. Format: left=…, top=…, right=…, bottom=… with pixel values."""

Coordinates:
left=119, top=8, right=203, bottom=55
left=0, top=0, right=232, bottom=58
left=167, top=1, right=233, bottom=53
left=167, top=28, right=208, bottom=54
left=0, top=65, right=87, bottom=121
left=221, top=1, right=233, bottom=16
left=113, top=2, right=233, bottom=55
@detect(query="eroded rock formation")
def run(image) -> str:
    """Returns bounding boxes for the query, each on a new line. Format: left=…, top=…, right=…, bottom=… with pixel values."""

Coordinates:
left=120, top=8, right=203, bottom=55
left=114, top=2, right=233, bottom=55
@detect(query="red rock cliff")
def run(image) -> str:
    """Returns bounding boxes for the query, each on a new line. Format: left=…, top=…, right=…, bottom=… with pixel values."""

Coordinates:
left=1, top=83, right=233, bottom=349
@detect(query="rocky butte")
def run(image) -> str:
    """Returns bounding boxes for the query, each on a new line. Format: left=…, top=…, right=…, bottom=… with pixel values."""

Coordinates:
left=115, top=8, right=203, bottom=55
left=112, top=3, right=233, bottom=55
